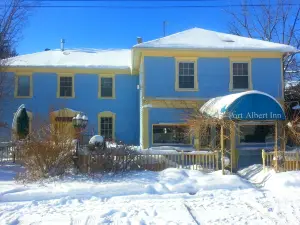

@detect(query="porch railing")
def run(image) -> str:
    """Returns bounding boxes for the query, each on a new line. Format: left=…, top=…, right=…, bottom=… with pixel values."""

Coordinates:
left=262, top=149, right=300, bottom=172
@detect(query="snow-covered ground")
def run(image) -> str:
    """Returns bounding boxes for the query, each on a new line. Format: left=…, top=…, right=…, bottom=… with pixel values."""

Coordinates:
left=1, top=164, right=300, bottom=225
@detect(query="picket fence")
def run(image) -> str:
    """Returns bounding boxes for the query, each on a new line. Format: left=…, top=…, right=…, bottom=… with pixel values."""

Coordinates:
left=78, top=151, right=219, bottom=173
left=262, top=149, right=300, bottom=171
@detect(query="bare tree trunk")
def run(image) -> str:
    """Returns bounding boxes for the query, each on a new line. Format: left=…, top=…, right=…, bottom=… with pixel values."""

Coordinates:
left=0, top=0, right=34, bottom=129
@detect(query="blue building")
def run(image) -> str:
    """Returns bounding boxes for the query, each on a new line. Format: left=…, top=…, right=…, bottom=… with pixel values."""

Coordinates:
left=2, top=28, right=297, bottom=168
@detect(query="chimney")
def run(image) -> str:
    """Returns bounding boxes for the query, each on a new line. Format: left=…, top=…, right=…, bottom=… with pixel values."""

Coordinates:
left=137, top=37, right=143, bottom=44
left=61, top=38, right=65, bottom=51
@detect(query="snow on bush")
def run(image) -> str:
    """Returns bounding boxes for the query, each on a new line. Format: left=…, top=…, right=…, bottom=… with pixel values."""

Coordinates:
left=89, top=135, right=104, bottom=145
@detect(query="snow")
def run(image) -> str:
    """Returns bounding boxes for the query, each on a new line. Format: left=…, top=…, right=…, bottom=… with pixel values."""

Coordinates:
left=293, top=105, right=300, bottom=110
left=6, top=48, right=132, bottom=70
left=134, top=27, right=297, bottom=53
left=89, top=135, right=104, bottom=145
left=2, top=163, right=300, bottom=224
left=200, top=90, right=284, bottom=119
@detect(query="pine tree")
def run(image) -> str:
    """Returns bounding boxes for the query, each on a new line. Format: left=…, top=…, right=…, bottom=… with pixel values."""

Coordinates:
left=17, top=108, right=29, bottom=139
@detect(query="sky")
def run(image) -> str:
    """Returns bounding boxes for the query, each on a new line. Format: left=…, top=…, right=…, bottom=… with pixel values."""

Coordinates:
left=14, top=0, right=291, bottom=54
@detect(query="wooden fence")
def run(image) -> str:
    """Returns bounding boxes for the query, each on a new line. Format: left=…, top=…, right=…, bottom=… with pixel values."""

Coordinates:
left=262, top=149, right=300, bottom=172
left=0, top=144, right=23, bottom=163
left=78, top=151, right=219, bottom=173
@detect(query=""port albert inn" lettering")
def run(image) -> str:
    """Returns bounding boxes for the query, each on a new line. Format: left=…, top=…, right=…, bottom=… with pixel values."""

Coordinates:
left=228, top=112, right=282, bottom=120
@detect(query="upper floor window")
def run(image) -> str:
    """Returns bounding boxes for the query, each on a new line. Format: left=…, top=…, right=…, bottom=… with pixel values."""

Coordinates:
left=15, top=74, right=32, bottom=98
left=99, top=74, right=115, bottom=99
left=230, top=59, right=252, bottom=91
left=58, top=75, right=74, bottom=98
left=176, top=58, right=198, bottom=91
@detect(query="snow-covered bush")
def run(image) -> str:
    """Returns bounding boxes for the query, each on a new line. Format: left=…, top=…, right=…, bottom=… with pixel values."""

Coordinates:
left=89, top=135, right=104, bottom=145
left=16, top=124, right=75, bottom=182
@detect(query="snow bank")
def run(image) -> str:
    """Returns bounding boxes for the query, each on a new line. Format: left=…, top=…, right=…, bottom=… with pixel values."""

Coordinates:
left=239, top=164, right=300, bottom=195
left=0, top=166, right=250, bottom=203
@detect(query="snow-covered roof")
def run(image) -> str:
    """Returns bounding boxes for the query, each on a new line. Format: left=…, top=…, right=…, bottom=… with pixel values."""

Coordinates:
left=6, top=48, right=132, bottom=70
left=134, top=28, right=296, bottom=53
left=200, top=90, right=285, bottom=120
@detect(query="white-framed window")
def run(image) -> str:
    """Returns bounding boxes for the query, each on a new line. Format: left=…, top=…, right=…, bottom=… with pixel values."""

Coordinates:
left=15, top=74, right=32, bottom=98
left=230, top=59, right=252, bottom=91
left=175, top=58, right=198, bottom=91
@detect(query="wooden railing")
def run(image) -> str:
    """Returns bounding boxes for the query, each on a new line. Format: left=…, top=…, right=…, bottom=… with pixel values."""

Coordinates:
left=262, top=149, right=300, bottom=172
left=78, top=151, right=219, bottom=173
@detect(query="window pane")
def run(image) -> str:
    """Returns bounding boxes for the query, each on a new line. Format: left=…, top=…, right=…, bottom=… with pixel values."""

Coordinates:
left=200, top=127, right=211, bottom=148
left=100, top=117, right=113, bottom=139
left=233, top=76, right=248, bottom=89
left=240, top=125, right=274, bottom=143
left=101, top=77, right=113, bottom=97
left=153, top=125, right=189, bottom=144
left=179, top=76, right=194, bottom=88
left=178, top=62, right=195, bottom=89
left=60, top=77, right=73, bottom=97
left=17, top=76, right=30, bottom=96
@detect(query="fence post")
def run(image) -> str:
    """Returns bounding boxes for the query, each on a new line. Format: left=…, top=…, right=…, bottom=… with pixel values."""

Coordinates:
left=262, top=149, right=266, bottom=172
left=215, top=151, right=219, bottom=170
left=181, top=150, right=184, bottom=169
left=296, top=151, right=299, bottom=171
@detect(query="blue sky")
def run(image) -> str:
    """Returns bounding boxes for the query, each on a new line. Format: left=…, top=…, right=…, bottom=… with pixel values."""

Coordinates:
left=17, top=0, right=279, bottom=54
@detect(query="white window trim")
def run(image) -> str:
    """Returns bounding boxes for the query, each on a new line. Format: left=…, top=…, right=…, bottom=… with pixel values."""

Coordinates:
left=229, top=58, right=253, bottom=91
left=175, top=57, right=198, bottom=91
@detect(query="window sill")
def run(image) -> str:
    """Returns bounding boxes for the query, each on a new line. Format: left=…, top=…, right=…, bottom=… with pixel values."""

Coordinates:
left=229, top=88, right=252, bottom=92
left=57, top=96, right=75, bottom=99
left=175, top=88, right=199, bottom=92
left=98, top=97, right=116, bottom=99
left=15, top=95, right=32, bottom=99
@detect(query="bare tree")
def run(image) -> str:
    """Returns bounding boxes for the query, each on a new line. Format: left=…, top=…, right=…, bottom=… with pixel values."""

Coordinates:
left=226, top=0, right=300, bottom=98
left=0, top=0, right=33, bottom=128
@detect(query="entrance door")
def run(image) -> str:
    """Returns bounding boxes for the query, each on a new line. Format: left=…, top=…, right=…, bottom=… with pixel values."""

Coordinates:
left=237, top=123, right=275, bottom=168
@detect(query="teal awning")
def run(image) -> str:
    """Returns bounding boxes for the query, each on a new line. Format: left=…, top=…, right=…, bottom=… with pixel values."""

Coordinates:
left=200, top=90, right=285, bottom=121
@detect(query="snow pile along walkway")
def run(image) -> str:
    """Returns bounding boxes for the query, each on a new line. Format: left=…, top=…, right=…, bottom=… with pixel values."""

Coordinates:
left=1, top=164, right=300, bottom=224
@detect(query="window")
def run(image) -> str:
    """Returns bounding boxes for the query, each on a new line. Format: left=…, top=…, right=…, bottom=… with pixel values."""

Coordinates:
left=98, top=111, right=116, bottom=140
left=15, top=75, right=32, bottom=98
left=57, top=75, right=74, bottom=98
left=100, top=117, right=113, bottom=138
left=179, top=62, right=194, bottom=88
left=101, top=77, right=113, bottom=97
left=99, top=74, right=115, bottom=99
left=59, top=77, right=73, bottom=97
left=176, top=58, right=198, bottom=91
left=153, top=125, right=190, bottom=144
left=230, top=60, right=252, bottom=90
left=200, top=126, right=211, bottom=148
left=240, top=125, right=274, bottom=143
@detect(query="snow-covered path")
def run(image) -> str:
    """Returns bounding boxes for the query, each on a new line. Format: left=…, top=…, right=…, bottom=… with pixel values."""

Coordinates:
left=1, top=164, right=300, bottom=225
